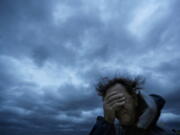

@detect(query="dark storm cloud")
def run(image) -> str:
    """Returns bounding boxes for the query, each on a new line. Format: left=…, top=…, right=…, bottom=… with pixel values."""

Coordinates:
left=1, top=0, right=180, bottom=135
left=0, top=83, right=100, bottom=135
left=164, top=90, right=180, bottom=114
left=32, top=46, right=50, bottom=67
left=0, top=56, right=101, bottom=134
left=0, top=0, right=103, bottom=66
left=0, top=0, right=52, bottom=56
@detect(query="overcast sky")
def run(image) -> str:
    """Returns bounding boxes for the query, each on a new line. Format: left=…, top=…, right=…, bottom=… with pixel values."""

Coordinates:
left=0, top=0, right=180, bottom=135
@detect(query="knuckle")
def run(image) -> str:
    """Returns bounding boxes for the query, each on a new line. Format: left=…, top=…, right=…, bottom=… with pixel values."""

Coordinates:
left=114, top=103, right=118, bottom=106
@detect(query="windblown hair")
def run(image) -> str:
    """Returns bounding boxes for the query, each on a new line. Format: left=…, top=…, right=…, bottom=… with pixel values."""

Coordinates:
left=96, top=76, right=145, bottom=97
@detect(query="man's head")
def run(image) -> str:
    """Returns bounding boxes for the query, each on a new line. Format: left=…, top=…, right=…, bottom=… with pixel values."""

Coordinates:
left=96, top=76, right=144, bottom=126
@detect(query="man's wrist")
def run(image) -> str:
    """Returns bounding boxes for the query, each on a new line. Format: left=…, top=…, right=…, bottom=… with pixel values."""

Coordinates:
left=104, top=116, right=115, bottom=124
left=97, top=116, right=115, bottom=125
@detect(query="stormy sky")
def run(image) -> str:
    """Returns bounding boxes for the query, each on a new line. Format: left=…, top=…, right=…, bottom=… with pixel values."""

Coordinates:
left=0, top=0, right=180, bottom=134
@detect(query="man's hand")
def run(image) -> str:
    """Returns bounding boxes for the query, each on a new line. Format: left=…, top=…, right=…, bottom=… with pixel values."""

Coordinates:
left=103, top=91, right=126, bottom=124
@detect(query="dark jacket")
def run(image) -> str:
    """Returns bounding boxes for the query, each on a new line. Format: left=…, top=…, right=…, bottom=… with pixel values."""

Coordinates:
left=89, top=93, right=171, bottom=135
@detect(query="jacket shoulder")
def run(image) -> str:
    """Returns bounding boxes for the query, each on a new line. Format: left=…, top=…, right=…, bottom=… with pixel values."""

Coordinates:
left=149, top=94, right=166, bottom=110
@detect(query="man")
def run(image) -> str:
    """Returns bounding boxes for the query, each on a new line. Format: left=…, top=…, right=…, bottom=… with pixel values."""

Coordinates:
left=89, top=76, right=170, bottom=135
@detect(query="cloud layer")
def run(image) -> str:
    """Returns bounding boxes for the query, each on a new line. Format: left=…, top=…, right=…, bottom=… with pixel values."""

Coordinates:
left=0, top=0, right=180, bottom=134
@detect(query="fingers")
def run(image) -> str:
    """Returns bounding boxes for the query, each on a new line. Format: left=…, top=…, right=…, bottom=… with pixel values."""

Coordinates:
left=104, top=91, right=126, bottom=111
left=108, top=97, right=126, bottom=106
left=104, top=98, right=126, bottom=110
left=107, top=95, right=126, bottom=105
left=112, top=101, right=126, bottom=110
left=105, top=91, right=124, bottom=101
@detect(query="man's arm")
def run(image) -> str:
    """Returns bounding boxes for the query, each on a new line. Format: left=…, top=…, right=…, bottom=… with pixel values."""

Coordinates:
left=89, top=91, right=126, bottom=135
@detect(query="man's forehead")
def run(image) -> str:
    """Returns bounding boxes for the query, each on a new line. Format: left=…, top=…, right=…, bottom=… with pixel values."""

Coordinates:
left=107, top=83, right=126, bottom=94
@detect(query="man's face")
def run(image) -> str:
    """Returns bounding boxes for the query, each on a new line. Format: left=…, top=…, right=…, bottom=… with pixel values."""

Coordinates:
left=105, top=83, right=137, bottom=126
